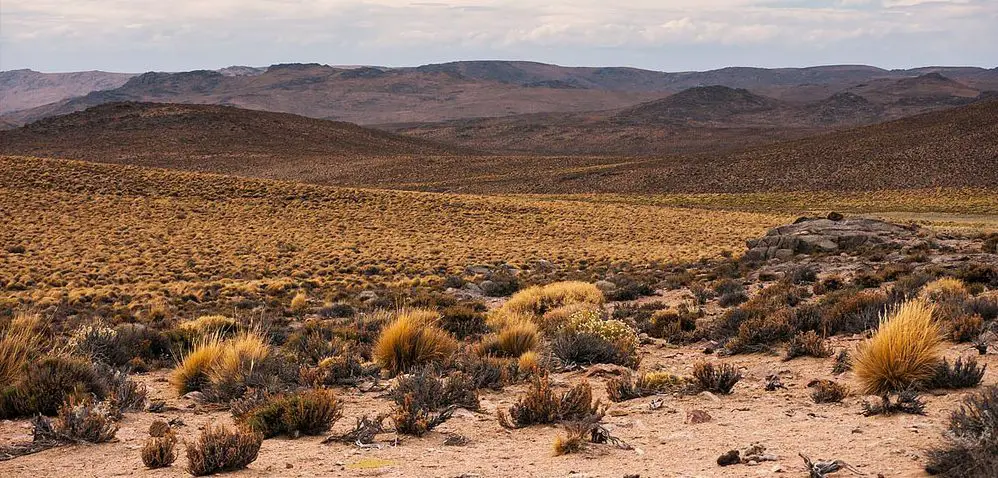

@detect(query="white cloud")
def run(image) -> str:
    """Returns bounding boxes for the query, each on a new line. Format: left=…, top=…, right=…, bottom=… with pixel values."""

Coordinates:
left=0, top=0, right=994, bottom=71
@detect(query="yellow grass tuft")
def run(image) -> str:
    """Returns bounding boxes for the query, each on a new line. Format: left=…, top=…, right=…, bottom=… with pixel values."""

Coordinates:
left=518, top=351, right=541, bottom=374
left=207, top=333, right=272, bottom=398
left=0, top=312, right=44, bottom=386
left=170, top=335, right=226, bottom=395
left=496, top=321, right=540, bottom=357
left=500, top=282, right=604, bottom=318
left=372, top=309, right=458, bottom=375
left=854, top=300, right=943, bottom=396
left=919, top=278, right=969, bottom=303
left=290, top=291, right=308, bottom=313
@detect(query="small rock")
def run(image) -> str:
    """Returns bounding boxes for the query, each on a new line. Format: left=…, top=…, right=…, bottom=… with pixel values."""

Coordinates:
left=827, top=212, right=844, bottom=221
left=595, top=280, right=616, bottom=293
left=771, top=464, right=784, bottom=473
left=286, top=463, right=293, bottom=469
left=717, top=450, right=741, bottom=466
left=700, top=391, right=720, bottom=402
left=182, top=391, right=205, bottom=402
left=357, top=291, right=379, bottom=302
left=686, top=409, right=712, bottom=424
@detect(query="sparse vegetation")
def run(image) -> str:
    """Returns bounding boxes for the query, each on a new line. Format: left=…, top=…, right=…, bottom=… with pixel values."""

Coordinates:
left=691, top=361, right=742, bottom=395
left=854, top=300, right=942, bottom=397
left=930, top=357, right=986, bottom=390
left=809, top=380, right=849, bottom=403
left=498, top=375, right=603, bottom=429
left=784, top=331, right=832, bottom=360
left=925, top=385, right=998, bottom=477
left=234, top=389, right=343, bottom=438
left=372, top=309, right=458, bottom=376
left=142, top=431, right=178, bottom=469
left=185, top=423, right=262, bottom=476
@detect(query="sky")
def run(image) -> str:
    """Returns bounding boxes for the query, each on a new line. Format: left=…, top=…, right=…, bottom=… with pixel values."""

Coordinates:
left=1, top=0, right=996, bottom=73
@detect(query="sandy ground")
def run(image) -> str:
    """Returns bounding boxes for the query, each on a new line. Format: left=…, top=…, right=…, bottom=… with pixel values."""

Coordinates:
left=1, top=336, right=995, bottom=478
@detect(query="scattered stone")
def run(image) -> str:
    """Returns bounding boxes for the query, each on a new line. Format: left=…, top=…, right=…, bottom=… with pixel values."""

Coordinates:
left=595, top=280, right=617, bottom=294
left=443, top=434, right=469, bottom=446
left=717, top=450, right=741, bottom=466
left=827, top=212, right=844, bottom=221
left=182, top=391, right=205, bottom=402
left=771, top=464, right=784, bottom=473
left=146, top=399, right=166, bottom=412
left=765, top=375, right=786, bottom=391
left=286, top=463, right=294, bottom=469
left=700, top=391, right=720, bottom=402
left=148, top=420, right=171, bottom=437
left=357, top=291, right=379, bottom=302
left=686, top=409, right=712, bottom=424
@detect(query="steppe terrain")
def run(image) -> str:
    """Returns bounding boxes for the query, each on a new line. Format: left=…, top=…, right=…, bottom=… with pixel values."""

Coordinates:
left=1, top=60, right=997, bottom=478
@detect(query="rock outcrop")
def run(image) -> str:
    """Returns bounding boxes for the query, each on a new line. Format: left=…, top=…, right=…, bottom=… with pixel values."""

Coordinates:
left=745, top=215, right=922, bottom=260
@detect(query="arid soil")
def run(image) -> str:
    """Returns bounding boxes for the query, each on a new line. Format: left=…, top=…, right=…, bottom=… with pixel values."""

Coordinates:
left=2, top=338, right=993, bottom=478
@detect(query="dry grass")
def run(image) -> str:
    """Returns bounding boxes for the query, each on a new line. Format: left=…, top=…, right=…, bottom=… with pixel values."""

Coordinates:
left=170, top=335, right=226, bottom=395
left=185, top=423, right=262, bottom=476
left=854, top=300, right=943, bottom=396
left=0, top=156, right=786, bottom=315
left=0, top=312, right=43, bottom=386
left=480, top=320, right=540, bottom=358
left=141, top=432, right=178, bottom=469
left=372, top=309, right=458, bottom=375
left=920, top=278, right=970, bottom=303
left=178, top=315, right=237, bottom=336
left=500, top=282, right=604, bottom=318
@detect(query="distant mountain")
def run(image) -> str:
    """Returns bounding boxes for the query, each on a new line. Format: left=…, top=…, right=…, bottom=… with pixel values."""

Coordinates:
left=0, top=102, right=465, bottom=179
left=613, top=86, right=783, bottom=124
left=3, top=62, right=996, bottom=129
left=0, top=69, right=135, bottom=114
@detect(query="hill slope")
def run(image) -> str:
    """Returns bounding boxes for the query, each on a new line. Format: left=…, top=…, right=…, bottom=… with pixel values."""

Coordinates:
left=0, top=69, right=135, bottom=114
left=0, top=102, right=466, bottom=178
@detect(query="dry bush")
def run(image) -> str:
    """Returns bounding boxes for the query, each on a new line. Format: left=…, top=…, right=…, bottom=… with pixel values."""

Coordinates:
left=832, top=349, right=852, bottom=374
left=17, top=355, right=108, bottom=417
left=439, top=304, right=488, bottom=339
left=552, top=422, right=589, bottom=456
left=725, top=308, right=793, bottom=354
left=451, top=352, right=514, bottom=391
left=820, top=289, right=892, bottom=335
left=692, top=361, right=741, bottom=394
left=185, top=423, right=262, bottom=476
left=946, top=314, right=984, bottom=343
left=389, top=368, right=479, bottom=411
left=498, top=375, right=603, bottom=429
left=500, top=282, right=604, bottom=318
left=301, top=350, right=371, bottom=386
left=391, top=394, right=455, bottom=437
left=67, top=320, right=128, bottom=365
left=784, top=331, right=832, bottom=360
left=930, top=357, right=986, bottom=390
left=862, top=390, right=927, bottom=416
left=142, top=432, right=178, bottom=469
left=236, top=389, right=343, bottom=438
left=925, top=385, right=998, bottom=477
left=606, top=371, right=689, bottom=402
left=372, top=309, right=458, bottom=376
left=854, top=300, right=942, bottom=396
left=551, top=308, right=640, bottom=368
left=53, top=396, right=119, bottom=443
left=920, top=278, right=970, bottom=303
left=808, top=379, right=849, bottom=403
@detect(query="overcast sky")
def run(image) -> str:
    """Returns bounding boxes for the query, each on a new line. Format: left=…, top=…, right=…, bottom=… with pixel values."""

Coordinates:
left=2, top=0, right=995, bottom=73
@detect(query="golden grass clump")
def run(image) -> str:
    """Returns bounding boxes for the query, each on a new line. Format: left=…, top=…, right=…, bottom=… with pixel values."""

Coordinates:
left=290, top=291, right=308, bottom=313
left=0, top=312, right=43, bottom=386
left=207, top=333, right=272, bottom=399
left=500, top=282, right=604, bottom=318
left=552, top=422, right=589, bottom=456
left=920, top=278, right=970, bottom=303
left=518, top=351, right=541, bottom=374
left=170, top=335, right=226, bottom=395
left=373, top=309, right=458, bottom=376
left=854, top=300, right=942, bottom=396
left=480, top=320, right=540, bottom=358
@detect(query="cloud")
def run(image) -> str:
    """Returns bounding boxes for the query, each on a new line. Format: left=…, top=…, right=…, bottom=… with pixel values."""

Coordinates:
left=0, top=0, right=994, bottom=71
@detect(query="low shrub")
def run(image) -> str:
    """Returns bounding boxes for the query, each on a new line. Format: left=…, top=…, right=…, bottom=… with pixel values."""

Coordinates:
left=498, top=375, right=603, bottom=429
left=605, top=371, right=690, bottom=402
left=20, top=355, right=108, bottom=416
left=784, top=331, right=832, bottom=360
left=185, top=423, right=262, bottom=476
left=391, top=394, right=455, bottom=436
left=691, top=361, right=741, bottom=394
left=389, top=369, right=479, bottom=411
left=53, top=396, right=119, bottom=443
left=372, top=309, right=458, bottom=376
left=439, top=305, right=488, bottom=339
left=925, top=385, right=998, bottom=477
left=920, top=278, right=970, bottom=303
left=235, top=389, right=343, bottom=438
left=862, top=390, right=926, bottom=416
left=929, top=358, right=986, bottom=390
left=820, top=290, right=892, bottom=335
left=142, top=431, right=178, bottom=469
left=552, top=331, right=638, bottom=368
left=832, top=349, right=852, bottom=374
left=808, top=379, right=849, bottom=403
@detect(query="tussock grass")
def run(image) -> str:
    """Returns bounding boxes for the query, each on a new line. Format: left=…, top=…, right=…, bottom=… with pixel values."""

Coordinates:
left=170, top=332, right=274, bottom=400
left=500, top=282, right=604, bottom=318
left=854, top=300, right=942, bottom=396
left=170, top=335, right=226, bottom=395
left=372, top=309, right=458, bottom=376
left=479, top=320, right=540, bottom=358
left=920, top=278, right=970, bottom=303
left=178, top=315, right=237, bottom=337
left=0, top=312, right=43, bottom=386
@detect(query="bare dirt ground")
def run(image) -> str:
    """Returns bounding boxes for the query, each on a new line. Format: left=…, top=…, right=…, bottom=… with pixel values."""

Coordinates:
left=2, top=337, right=993, bottom=478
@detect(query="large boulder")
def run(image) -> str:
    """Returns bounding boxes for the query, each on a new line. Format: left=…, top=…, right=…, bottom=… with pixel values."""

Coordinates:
left=745, top=216, right=922, bottom=260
